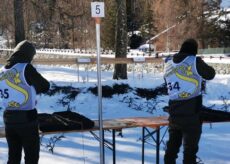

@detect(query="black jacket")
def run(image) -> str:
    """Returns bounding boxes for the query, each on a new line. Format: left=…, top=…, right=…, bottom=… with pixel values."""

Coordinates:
left=168, top=53, right=216, bottom=118
left=3, top=40, right=50, bottom=124
left=5, top=40, right=50, bottom=94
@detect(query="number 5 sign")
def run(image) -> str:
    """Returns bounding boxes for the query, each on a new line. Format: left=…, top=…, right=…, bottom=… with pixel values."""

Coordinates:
left=91, top=2, right=105, bottom=18
left=91, top=2, right=105, bottom=164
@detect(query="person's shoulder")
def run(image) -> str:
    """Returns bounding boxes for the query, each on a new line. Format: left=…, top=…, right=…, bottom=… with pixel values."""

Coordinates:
left=195, top=56, right=202, bottom=60
left=25, top=63, right=36, bottom=70
left=25, top=63, right=38, bottom=75
left=164, top=56, right=173, bottom=63
left=195, top=56, right=206, bottom=65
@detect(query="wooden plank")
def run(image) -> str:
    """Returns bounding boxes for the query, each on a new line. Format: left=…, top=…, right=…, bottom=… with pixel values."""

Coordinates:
left=0, top=116, right=168, bottom=138
left=0, top=115, right=229, bottom=138
left=0, top=57, right=163, bottom=65
left=101, top=116, right=169, bottom=129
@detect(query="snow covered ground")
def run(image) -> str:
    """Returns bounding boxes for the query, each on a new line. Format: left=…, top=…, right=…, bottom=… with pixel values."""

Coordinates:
left=221, top=0, right=230, bottom=8
left=0, top=64, right=230, bottom=164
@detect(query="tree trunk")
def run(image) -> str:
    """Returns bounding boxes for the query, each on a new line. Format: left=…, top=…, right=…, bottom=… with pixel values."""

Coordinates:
left=14, top=0, right=25, bottom=45
left=113, top=0, right=128, bottom=80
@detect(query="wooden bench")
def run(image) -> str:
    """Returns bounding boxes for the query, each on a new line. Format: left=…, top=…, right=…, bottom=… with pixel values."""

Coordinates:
left=1, top=116, right=229, bottom=164
left=0, top=116, right=169, bottom=164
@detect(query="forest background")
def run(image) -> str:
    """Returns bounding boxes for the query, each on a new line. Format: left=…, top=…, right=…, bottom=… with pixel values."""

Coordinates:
left=0, top=0, right=230, bottom=52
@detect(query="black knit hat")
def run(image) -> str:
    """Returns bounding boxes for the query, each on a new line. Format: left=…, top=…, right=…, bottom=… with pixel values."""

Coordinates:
left=13, top=40, right=36, bottom=55
left=7, top=40, right=36, bottom=64
left=179, top=38, right=198, bottom=55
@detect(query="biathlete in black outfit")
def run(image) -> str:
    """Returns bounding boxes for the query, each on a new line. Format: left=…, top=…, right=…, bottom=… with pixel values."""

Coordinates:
left=0, top=40, right=50, bottom=164
left=163, top=38, right=216, bottom=164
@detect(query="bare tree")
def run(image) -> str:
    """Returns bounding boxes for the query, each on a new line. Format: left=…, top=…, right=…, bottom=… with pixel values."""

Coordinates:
left=1, top=0, right=227, bottom=50
left=0, top=1, right=14, bottom=47
left=113, top=0, right=128, bottom=80
left=26, top=0, right=93, bottom=49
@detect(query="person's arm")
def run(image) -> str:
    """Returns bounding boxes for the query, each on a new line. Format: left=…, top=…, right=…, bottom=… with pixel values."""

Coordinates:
left=25, top=64, right=50, bottom=94
left=196, top=57, right=216, bottom=80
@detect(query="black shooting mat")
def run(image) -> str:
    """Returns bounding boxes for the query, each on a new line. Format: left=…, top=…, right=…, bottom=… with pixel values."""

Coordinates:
left=38, top=111, right=95, bottom=132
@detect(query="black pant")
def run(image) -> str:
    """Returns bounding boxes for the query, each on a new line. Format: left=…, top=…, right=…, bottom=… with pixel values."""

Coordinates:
left=5, top=121, right=40, bottom=164
left=164, top=119, right=202, bottom=164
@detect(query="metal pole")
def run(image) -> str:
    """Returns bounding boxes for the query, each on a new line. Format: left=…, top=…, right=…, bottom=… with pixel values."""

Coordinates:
left=86, top=64, right=89, bottom=82
left=132, top=63, right=135, bottom=79
left=77, top=64, right=80, bottom=82
left=142, top=127, right=145, bottom=164
left=96, top=18, right=105, bottom=164
left=112, top=129, right=116, bottom=164
left=156, top=128, right=160, bottom=164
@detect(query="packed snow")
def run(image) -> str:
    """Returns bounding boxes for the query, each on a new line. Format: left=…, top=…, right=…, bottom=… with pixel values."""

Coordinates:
left=0, top=63, right=229, bottom=164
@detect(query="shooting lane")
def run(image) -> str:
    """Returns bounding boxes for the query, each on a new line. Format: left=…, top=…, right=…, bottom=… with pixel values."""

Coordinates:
left=0, top=108, right=229, bottom=164
left=0, top=113, right=169, bottom=164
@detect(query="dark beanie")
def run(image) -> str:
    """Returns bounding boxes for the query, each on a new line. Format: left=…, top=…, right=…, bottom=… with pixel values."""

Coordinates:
left=13, top=40, right=36, bottom=56
left=7, top=40, right=36, bottom=64
left=179, top=38, right=198, bottom=54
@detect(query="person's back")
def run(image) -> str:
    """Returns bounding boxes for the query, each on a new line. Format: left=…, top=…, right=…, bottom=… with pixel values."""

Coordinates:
left=164, top=38, right=215, bottom=164
left=0, top=40, right=50, bottom=164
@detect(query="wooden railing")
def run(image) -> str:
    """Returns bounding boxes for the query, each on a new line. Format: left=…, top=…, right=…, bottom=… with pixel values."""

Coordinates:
left=0, top=57, right=163, bottom=65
